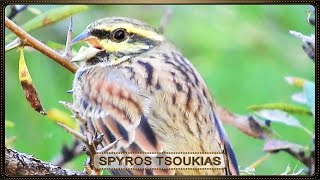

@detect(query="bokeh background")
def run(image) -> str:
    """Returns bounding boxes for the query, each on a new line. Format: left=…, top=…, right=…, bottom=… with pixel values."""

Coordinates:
left=5, top=5, right=315, bottom=175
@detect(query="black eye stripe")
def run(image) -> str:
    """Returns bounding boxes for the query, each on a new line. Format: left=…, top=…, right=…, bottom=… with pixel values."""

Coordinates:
left=91, top=29, right=110, bottom=39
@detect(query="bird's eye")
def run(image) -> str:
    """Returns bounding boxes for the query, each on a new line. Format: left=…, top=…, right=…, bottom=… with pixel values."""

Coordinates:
left=111, top=28, right=127, bottom=42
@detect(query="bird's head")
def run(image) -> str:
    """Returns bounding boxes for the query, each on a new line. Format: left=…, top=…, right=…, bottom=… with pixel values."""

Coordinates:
left=72, top=17, right=165, bottom=66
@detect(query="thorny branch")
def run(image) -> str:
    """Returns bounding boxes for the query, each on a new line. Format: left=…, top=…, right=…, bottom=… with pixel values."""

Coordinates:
left=5, top=17, right=78, bottom=73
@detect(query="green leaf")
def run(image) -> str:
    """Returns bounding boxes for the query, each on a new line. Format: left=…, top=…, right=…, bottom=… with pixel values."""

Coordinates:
left=248, top=103, right=312, bottom=116
left=281, top=165, right=292, bottom=175
left=47, top=108, right=76, bottom=130
left=253, top=109, right=312, bottom=135
left=280, top=164, right=304, bottom=175
left=6, top=5, right=88, bottom=41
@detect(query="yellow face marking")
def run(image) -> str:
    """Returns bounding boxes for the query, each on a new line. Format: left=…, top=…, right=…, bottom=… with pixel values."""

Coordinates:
left=95, top=23, right=164, bottom=42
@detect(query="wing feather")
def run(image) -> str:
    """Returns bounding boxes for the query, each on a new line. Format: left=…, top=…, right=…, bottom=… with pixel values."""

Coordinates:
left=212, top=111, right=239, bottom=175
left=73, top=66, right=170, bottom=175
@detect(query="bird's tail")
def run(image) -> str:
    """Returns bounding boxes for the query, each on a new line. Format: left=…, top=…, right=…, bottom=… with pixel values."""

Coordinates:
left=212, top=111, right=239, bottom=175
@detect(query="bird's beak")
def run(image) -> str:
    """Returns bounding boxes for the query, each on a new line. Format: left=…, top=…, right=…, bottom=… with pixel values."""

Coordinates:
left=71, top=29, right=104, bottom=63
left=72, top=29, right=103, bottom=50
left=71, top=29, right=91, bottom=44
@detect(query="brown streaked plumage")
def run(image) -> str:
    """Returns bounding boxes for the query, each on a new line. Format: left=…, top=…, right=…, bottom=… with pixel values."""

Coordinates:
left=70, top=17, right=239, bottom=175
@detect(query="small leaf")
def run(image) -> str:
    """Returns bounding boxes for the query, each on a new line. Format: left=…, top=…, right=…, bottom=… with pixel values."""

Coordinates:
left=254, top=111, right=313, bottom=136
left=280, top=165, right=292, bottom=175
left=289, top=31, right=315, bottom=61
left=47, top=108, right=76, bottom=129
left=6, top=5, right=89, bottom=41
left=239, top=167, right=255, bottom=175
left=5, top=120, right=15, bottom=128
left=18, top=47, right=46, bottom=115
left=291, top=92, right=307, bottom=104
left=248, top=103, right=312, bottom=116
left=254, top=109, right=303, bottom=128
left=285, top=76, right=305, bottom=88
left=280, top=164, right=304, bottom=175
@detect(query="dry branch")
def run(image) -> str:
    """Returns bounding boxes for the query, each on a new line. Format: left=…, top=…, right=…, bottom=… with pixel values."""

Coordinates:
left=217, top=106, right=270, bottom=139
left=5, top=147, right=85, bottom=176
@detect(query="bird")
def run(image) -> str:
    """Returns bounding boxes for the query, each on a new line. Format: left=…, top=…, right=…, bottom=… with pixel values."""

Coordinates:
left=69, top=16, right=239, bottom=176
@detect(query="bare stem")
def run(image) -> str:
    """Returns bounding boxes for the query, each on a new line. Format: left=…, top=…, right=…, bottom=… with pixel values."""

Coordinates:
left=248, top=153, right=272, bottom=169
left=159, top=6, right=173, bottom=34
left=5, top=17, right=78, bottom=73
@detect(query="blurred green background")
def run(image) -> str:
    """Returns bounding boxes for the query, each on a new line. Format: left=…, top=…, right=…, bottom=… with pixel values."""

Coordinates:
left=5, top=5, right=315, bottom=175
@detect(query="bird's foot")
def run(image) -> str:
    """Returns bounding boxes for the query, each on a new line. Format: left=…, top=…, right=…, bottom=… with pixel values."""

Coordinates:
left=82, top=132, right=122, bottom=175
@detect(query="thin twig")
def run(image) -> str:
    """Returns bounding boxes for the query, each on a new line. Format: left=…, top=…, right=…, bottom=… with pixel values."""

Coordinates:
left=57, top=123, right=87, bottom=142
left=5, top=17, right=78, bottom=73
left=97, top=137, right=122, bottom=153
left=5, top=38, right=23, bottom=52
left=159, top=6, right=173, bottom=34
left=248, top=153, right=272, bottom=169
left=63, top=18, right=74, bottom=59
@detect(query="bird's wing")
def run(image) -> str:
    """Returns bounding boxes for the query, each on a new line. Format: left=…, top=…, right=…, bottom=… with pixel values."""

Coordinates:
left=74, top=66, right=174, bottom=175
left=212, top=111, right=239, bottom=175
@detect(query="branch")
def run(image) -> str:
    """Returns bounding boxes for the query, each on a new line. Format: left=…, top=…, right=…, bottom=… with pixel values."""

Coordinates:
left=5, top=147, right=85, bottom=176
left=289, top=30, right=315, bottom=62
left=5, top=17, right=78, bottom=73
left=263, top=139, right=315, bottom=175
left=159, top=6, right=173, bottom=34
left=217, top=106, right=271, bottom=139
